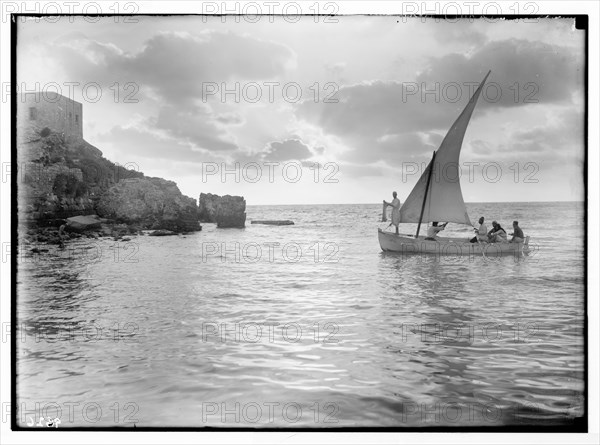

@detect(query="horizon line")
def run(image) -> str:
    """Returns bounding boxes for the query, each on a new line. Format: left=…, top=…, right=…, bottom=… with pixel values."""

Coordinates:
left=245, top=200, right=585, bottom=206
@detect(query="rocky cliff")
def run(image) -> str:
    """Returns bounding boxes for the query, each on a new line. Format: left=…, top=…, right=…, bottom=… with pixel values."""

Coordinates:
left=18, top=127, right=200, bottom=233
left=97, top=177, right=200, bottom=232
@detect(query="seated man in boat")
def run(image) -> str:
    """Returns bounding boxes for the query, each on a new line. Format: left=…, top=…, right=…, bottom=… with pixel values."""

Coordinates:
left=487, top=221, right=508, bottom=243
left=470, top=216, right=488, bottom=243
left=509, top=220, right=525, bottom=243
left=383, top=191, right=401, bottom=235
left=424, top=222, right=447, bottom=241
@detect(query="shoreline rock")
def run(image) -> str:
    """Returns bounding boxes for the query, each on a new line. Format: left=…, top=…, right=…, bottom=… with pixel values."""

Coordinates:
left=65, top=215, right=103, bottom=232
left=251, top=220, right=294, bottom=226
left=148, top=229, right=177, bottom=237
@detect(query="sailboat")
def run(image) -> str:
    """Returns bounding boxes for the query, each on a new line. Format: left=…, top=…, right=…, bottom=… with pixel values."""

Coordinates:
left=378, top=70, right=530, bottom=257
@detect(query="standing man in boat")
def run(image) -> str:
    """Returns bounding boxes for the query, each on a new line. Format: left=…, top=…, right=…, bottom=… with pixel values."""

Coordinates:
left=383, top=191, right=401, bottom=235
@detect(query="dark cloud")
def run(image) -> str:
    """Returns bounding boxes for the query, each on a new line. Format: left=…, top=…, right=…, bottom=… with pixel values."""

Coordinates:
left=123, top=31, right=294, bottom=105
left=417, top=38, right=584, bottom=109
left=299, top=38, right=582, bottom=140
left=96, top=125, right=221, bottom=164
left=347, top=132, right=437, bottom=167
left=297, top=81, right=456, bottom=140
left=296, top=38, right=583, bottom=168
left=264, top=139, right=313, bottom=161
left=296, top=81, right=466, bottom=167
left=469, top=108, right=584, bottom=167
left=502, top=110, right=584, bottom=165
left=48, top=31, right=295, bottom=106
left=214, top=112, right=244, bottom=125
left=153, top=105, right=238, bottom=151
left=42, top=30, right=297, bottom=159
left=431, top=21, right=488, bottom=45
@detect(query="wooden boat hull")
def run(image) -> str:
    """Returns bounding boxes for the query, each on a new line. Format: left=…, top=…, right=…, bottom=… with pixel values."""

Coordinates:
left=378, top=229, right=530, bottom=257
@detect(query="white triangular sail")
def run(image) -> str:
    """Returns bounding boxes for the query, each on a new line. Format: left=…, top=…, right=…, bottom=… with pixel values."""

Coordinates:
left=399, top=71, right=490, bottom=226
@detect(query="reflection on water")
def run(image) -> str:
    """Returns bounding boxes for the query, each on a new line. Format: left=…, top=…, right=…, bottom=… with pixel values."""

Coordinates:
left=16, top=202, right=584, bottom=428
left=375, top=253, right=583, bottom=426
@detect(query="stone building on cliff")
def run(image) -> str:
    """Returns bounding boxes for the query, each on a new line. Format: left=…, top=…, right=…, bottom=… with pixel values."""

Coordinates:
left=17, top=91, right=83, bottom=143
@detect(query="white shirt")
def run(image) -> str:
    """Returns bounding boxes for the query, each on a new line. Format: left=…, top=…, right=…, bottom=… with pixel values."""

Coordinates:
left=477, top=223, right=488, bottom=235
left=427, top=225, right=444, bottom=238
left=390, top=198, right=401, bottom=226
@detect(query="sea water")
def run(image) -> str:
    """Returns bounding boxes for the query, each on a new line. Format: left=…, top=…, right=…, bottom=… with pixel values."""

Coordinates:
left=15, top=201, right=585, bottom=427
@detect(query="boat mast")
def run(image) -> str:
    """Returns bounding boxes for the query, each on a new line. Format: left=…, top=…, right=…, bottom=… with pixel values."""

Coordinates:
left=415, top=151, right=436, bottom=238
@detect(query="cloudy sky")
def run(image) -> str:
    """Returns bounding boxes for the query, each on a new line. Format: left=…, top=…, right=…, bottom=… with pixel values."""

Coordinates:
left=17, top=15, right=585, bottom=204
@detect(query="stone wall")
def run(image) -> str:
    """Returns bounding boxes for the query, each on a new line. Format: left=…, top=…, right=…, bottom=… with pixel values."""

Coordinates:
left=17, top=92, right=83, bottom=142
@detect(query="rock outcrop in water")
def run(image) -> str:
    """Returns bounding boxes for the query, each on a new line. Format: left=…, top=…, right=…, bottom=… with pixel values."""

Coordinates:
left=199, top=193, right=246, bottom=228
left=251, top=220, right=294, bottom=226
left=216, top=195, right=246, bottom=228
left=198, top=193, right=220, bottom=222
